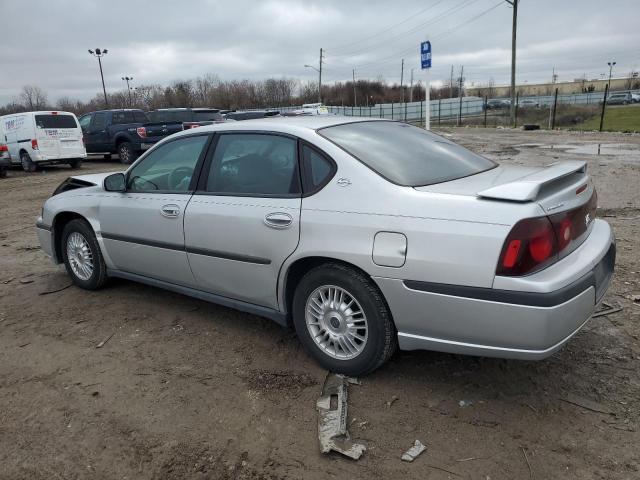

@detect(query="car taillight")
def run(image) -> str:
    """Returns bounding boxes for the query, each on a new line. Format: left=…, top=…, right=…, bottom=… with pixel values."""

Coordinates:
left=0, top=144, right=8, bottom=152
left=497, top=191, right=598, bottom=276
left=136, top=127, right=147, bottom=138
left=31, top=139, right=39, bottom=150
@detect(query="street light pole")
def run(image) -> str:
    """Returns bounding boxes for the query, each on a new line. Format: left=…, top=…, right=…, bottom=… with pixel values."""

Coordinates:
left=88, top=48, right=109, bottom=108
left=505, top=0, right=518, bottom=126
left=607, top=61, right=616, bottom=90
left=122, top=76, right=133, bottom=107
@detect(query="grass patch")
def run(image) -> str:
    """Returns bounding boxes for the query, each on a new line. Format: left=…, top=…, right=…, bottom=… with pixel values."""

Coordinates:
left=574, top=105, right=640, bottom=132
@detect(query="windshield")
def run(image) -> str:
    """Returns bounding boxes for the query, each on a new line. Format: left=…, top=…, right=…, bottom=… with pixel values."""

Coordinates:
left=318, top=121, right=496, bottom=186
left=35, top=114, right=78, bottom=129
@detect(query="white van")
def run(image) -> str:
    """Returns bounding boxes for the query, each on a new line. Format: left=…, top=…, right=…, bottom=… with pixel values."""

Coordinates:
left=0, top=111, right=86, bottom=172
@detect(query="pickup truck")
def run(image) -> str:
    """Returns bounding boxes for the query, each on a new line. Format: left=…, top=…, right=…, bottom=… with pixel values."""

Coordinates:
left=147, top=107, right=225, bottom=130
left=78, top=109, right=182, bottom=164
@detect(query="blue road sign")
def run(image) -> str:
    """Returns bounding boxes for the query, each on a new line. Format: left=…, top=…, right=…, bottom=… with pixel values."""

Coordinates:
left=421, top=41, right=432, bottom=69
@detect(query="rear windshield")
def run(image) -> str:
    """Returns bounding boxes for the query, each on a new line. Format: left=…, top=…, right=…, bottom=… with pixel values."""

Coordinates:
left=35, top=114, right=78, bottom=129
left=147, top=111, right=189, bottom=123
left=193, top=111, right=223, bottom=121
left=318, top=121, right=496, bottom=186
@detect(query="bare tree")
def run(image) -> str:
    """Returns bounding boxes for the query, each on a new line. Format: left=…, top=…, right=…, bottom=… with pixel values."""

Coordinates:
left=20, top=85, right=48, bottom=110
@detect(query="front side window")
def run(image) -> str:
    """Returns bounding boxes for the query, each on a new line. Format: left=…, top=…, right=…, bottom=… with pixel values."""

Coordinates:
left=78, top=115, right=92, bottom=129
left=127, top=135, right=208, bottom=193
left=206, top=134, right=300, bottom=196
left=319, top=121, right=496, bottom=186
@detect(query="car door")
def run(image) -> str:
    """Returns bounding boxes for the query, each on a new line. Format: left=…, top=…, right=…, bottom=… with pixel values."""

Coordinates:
left=183, top=132, right=302, bottom=309
left=84, top=112, right=109, bottom=152
left=99, top=133, right=212, bottom=286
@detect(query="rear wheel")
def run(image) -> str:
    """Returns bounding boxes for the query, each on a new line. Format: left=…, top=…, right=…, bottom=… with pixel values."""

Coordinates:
left=0, top=168, right=7, bottom=178
left=20, top=152, right=36, bottom=172
left=68, top=158, right=82, bottom=169
left=118, top=142, right=138, bottom=164
left=61, top=219, right=107, bottom=290
left=292, top=263, right=397, bottom=376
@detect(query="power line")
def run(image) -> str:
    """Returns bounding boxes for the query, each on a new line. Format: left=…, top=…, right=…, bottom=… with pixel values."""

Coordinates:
left=327, top=0, right=448, bottom=53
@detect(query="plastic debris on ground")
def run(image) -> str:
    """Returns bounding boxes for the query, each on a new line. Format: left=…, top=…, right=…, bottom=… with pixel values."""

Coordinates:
left=401, top=440, right=427, bottom=462
left=316, top=373, right=366, bottom=460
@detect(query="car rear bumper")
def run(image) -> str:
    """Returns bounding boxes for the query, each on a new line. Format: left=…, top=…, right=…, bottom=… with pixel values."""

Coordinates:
left=375, top=220, right=615, bottom=360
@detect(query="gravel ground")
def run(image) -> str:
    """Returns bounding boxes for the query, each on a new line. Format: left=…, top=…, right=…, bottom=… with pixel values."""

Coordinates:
left=0, top=128, right=639, bottom=479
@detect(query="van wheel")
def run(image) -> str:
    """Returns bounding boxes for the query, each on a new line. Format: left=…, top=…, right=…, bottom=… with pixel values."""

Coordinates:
left=292, top=263, right=397, bottom=376
left=61, top=219, right=107, bottom=290
left=68, top=159, right=82, bottom=169
left=118, top=142, right=138, bottom=164
left=20, top=152, right=36, bottom=172
left=0, top=168, right=7, bottom=178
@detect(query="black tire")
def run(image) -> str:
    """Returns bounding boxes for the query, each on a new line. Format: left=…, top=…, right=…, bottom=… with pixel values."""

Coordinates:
left=0, top=168, right=7, bottom=178
left=292, top=263, right=397, bottom=376
left=118, top=142, right=138, bottom=164
left=61, top=219, right=108, bottom=290
left=68, top=158, right=82, bottom=169
left=20, top=152, right=36, bottom=172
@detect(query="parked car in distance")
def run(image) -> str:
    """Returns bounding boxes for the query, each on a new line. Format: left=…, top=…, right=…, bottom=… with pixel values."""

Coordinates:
left=78, top=109, right=182, bottom=164
left=631, top=92, right=640, bottom=103
left=486, top=98, right=511, bottom=109
left=147, top=107, right=225, bottom=130
left=606, top=92, right=633, bottom=105
left=1, top=111, right=86, bottom=172
left=0, top=143, right=11, bottom=177
left=224, top=110, right=280, bottom=121
left=36, top=117, right=615, bottom=375
left=519, top=99, right=541, bottom=108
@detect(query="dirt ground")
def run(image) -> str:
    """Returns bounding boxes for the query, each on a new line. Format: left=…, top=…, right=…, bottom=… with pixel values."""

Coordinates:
left=1, top=128, right=639, bottom=480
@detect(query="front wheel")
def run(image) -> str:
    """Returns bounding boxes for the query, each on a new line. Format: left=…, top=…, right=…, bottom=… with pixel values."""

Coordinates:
left=61, top=219, right=108, bottom=290
left=292, top=263, right=397, bottom=376
left=20, top=152, right=36, bottom=172
left=118, top=142, right=138, bottom=164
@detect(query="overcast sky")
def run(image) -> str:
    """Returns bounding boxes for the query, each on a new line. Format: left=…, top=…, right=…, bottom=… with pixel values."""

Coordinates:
left=1, top=0, right=639, bottom=104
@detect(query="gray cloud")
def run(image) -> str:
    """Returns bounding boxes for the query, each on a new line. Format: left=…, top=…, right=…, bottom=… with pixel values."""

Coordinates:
left=1, top=0, right=638, bottom=104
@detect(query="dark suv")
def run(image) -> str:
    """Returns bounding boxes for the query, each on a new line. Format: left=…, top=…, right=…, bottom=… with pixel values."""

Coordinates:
left=147, top=108, right=225, bottom=130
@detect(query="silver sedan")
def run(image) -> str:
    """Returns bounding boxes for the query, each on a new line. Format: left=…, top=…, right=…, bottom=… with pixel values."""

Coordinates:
left=36, top=117, right=615, bottom=375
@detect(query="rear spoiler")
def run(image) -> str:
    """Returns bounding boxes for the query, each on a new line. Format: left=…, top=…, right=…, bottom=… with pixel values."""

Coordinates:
left=477, top=161, right=587, bottom=202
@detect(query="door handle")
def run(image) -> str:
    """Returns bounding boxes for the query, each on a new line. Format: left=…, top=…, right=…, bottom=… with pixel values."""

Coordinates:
left=264, top=212, right=293, bottom=229
left=160, top=204, right=180, bottom=218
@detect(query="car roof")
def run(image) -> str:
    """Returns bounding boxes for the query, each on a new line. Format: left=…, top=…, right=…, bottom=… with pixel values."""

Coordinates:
left=172, top=115, right=388, bottom=138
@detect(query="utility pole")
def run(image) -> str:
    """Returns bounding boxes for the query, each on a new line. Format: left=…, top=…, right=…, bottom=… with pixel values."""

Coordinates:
left=409, top=68, right=414, bottom=102
left=88, top=48, right=109, bottom=108
left=353, top=69, right=357, bottom=107
left=400, top=58, right=405, bottom=104
left=607, top=61, right=616, bottom=90
left=505, top=0, right=518, bottom=126
left=457, top=65, right=464, bottom=126
left=449, top=65, right=454, bottom=98
left=121, top=76, right=133, bottom=107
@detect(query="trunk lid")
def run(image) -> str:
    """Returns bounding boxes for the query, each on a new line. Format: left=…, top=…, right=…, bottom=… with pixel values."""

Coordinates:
left=416, top=161, right=592, bottom=216
left=142, top=121, right=183, bottom=139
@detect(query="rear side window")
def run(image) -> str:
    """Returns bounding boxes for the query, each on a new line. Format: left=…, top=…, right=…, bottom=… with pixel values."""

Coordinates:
left=134, top=111, right=148, bottom=123
left=301, top=144, right=335, bottom=192
left=319, top=121, right=496, bottom=186
left=112, top=111, right=135, bottom=124
left=92, top=113, right=107, bottom=130
left=35, top=114, right=78, bottom=129
left=205, top=134, right=300, bottom=196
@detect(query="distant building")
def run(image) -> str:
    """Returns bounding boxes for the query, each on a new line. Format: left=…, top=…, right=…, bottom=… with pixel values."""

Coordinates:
left=466, top=75, right=640, bottom=98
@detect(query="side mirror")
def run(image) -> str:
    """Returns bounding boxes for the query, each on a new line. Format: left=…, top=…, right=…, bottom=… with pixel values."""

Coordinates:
left=104, top=172, right=126, bottom=192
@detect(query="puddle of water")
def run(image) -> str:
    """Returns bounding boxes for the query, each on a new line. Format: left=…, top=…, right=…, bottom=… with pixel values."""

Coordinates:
left=517, top=143, right=640, bottom=156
